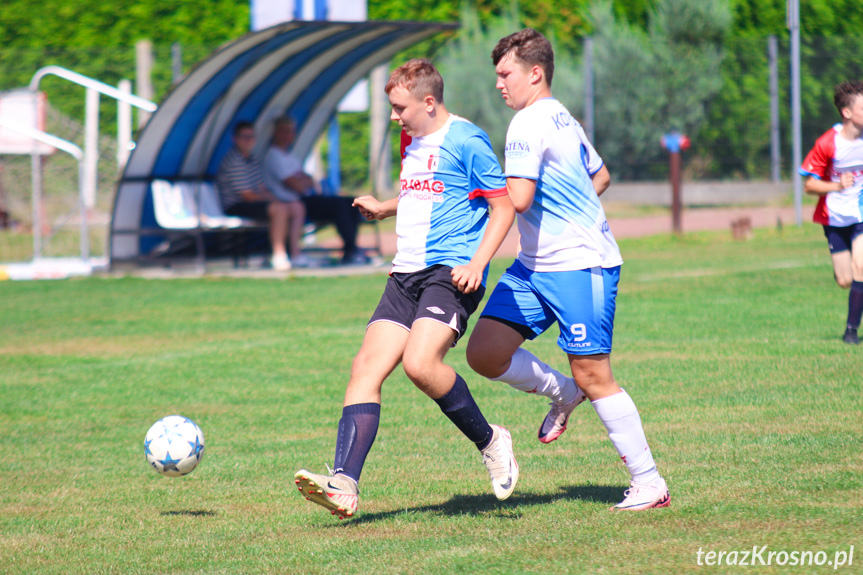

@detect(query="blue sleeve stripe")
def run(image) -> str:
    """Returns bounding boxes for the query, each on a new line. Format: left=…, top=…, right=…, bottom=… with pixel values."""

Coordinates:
left=799, top=168, right=820, bottom=179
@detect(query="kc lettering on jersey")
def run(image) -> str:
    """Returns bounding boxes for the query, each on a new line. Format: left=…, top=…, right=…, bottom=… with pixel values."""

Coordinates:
left=391, top=115, right=507, bottom=281
left=550, top=111, right=574, bottom=130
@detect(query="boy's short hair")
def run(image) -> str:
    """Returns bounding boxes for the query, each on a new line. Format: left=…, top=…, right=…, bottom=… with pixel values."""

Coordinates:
left=385, top=58, right=444, bottom=103
left=491, top=28, right=555, bottom=87
left=834, top=81, right=863, bottom=115
left=233, top=120, right=255, bottom=136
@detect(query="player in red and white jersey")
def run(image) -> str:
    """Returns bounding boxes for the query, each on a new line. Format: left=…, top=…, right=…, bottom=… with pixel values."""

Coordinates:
left=799, top=80, right=863, bottom=344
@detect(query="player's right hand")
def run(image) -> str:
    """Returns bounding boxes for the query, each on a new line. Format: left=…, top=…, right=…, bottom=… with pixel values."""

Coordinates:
left=353, top=196, right=379, bottom=221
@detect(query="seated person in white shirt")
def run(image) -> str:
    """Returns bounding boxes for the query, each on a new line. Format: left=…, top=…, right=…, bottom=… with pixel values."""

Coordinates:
left=263, top=116, right=365, bottom=265
left=216, top=121, right=301, bottom=271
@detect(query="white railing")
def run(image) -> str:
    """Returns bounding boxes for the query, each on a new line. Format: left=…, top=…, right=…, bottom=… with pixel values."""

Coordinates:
left=26, top=66, right=158, bottom=259
left=0, top=116, right=87, bottom=260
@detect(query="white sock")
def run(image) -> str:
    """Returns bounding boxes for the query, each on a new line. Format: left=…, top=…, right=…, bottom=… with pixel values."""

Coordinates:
left=490, top=348, right=582, bottom=405
left=591, top=389, right=661, bottom=485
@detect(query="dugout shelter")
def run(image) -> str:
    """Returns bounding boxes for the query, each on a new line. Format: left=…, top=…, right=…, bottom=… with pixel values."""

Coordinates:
left=109, top=20, right=456, bottom=267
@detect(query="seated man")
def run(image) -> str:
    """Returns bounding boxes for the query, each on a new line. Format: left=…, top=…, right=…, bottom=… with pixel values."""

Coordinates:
left=263, top=116, right=366, bottom=265
left=216, top=121, right=304, bottom=270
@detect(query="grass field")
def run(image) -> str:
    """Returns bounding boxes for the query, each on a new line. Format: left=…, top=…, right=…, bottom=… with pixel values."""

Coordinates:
left=2, top=224, right=861, bottom=574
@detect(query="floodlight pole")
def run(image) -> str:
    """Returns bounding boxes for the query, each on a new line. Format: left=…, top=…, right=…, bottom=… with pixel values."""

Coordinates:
left=788, top=0, right=803, bottom=226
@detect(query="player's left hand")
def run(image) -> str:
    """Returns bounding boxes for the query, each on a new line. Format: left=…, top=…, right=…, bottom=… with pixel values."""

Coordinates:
left=451, top=264, right=483, bottom=294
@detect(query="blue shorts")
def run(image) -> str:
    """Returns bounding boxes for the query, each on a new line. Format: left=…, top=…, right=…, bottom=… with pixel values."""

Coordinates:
left=823, top=223, right=863, bottom=254
left=480, top=260, right=620, bottom=355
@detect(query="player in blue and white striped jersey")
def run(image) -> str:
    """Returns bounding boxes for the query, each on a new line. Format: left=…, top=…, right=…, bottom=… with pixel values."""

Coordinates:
left=294, top=59, right=518, bottom=519
left=466, top=29, right=670, bottom=512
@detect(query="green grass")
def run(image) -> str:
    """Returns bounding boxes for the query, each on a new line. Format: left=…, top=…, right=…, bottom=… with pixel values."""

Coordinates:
left=1, top=225, right=862, bottom=574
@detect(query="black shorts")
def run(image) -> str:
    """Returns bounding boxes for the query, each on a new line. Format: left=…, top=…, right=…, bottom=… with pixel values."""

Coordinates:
left=368, top=265, right=485, bottom=344
left=823, top=222, right=863, bottom=254
left=225, top=201, right=270, bottom=220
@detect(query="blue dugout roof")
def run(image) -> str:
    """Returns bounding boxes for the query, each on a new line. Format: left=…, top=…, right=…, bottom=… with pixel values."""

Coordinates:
left=110, top=19, right=457, bottom=262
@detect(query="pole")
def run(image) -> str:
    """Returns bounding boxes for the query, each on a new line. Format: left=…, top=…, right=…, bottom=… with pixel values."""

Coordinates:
left=84, top=87, right=99, bottom=209
left=768, top=36, right=781, bottom=183
left=583, top=36, right=595, bottom=143
left=370, top=64, right=391, bottom=198
left=136, top=40, right=154, bottom=128
left=117, top=79, right=132, bottom=168
left=327, top=117, right=340, bottom=194
left=671, top=151, right=682, bottom=234
left=77, top=156, right=88, bottom=260
left=172, top=43, right=184, bottom=85
left=29, top=90, right=46, bottom=259
left=788, top=0, right=803, bottom=225
left=31, top=145, right=42, bottom=259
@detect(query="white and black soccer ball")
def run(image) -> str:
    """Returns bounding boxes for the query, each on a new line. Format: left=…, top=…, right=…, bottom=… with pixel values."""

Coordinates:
left=144, top=415, right=205, bottom=477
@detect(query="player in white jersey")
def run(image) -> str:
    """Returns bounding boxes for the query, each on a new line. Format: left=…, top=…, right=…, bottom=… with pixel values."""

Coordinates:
left=294, top=59, right=518, bottom=519
left=799, top=80, right=863, bottom=345
left=466, top=29, right=669, bottom=511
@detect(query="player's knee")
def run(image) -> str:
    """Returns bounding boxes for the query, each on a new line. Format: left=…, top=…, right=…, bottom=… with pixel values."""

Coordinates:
left=836, top=274, right=853, bottom=289
left=465, top=340, right=503, bottom=379
left=350, top=347, right=377, bottom=376
left=400, top=353, right=428, bottom=385
left=465, top=339, right=488, bottom=375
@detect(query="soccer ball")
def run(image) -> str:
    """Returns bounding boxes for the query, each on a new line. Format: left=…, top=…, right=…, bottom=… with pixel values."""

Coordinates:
left=144, top=415, right=205, bottom=477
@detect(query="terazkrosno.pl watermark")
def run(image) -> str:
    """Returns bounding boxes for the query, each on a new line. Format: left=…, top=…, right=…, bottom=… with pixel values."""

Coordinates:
left=695, top=546, right=854, bottom=569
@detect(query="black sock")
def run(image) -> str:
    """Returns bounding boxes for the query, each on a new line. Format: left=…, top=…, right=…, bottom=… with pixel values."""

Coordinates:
left=332, top=403, right=380, bottom=483
left=434, top=373, right=494, bottom=451
left=847, top=281, right=863, bottom=330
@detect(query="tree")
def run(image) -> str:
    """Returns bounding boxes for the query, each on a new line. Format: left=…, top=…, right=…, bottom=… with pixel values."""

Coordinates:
left=435, top=4, right=584, bottom=165
left=590, top=0, right=730, bottom=179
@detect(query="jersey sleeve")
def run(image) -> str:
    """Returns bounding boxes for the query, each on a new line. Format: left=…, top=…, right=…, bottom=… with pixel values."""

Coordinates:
left=504, top=110, right=543, bottom=180
left=463, top=133, right=507, bottom=199
left=574, top=121, right=604, bottom=175
left=800, top=129, right=836, bottom=180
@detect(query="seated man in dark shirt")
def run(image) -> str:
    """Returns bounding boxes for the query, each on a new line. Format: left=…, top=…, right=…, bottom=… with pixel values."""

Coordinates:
left=263, top=116, right=366, bottom=265
left=216, top=121, right=304, bottom=270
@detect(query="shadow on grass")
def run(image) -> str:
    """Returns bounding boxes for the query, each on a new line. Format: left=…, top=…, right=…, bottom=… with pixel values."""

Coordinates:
left=160, top=509, right=217, bottom=517
left=343, top=483, right=623, bottom=525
